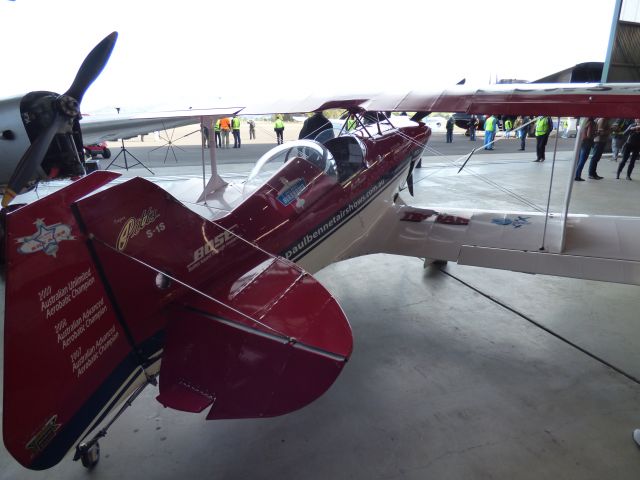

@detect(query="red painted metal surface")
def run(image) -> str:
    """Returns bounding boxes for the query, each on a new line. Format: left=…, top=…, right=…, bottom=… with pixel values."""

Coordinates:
left=7, top=82, right=640, bottom=470
left=2, top=119, right=430, bottom=470
left=386, top=85, right=640, bottom=118
left=246, top=84, right=640, bottom=119
left=73, top=177, right=353, bottom=418
left=3, top=171, right=132, bottom=470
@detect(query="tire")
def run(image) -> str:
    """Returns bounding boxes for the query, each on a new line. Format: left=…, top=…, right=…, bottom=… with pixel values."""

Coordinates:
left=84, top=148, right=91, bottom=159
left=80, top=442, right=100, bottom=469
left=102, top=148, right=111, bottom=159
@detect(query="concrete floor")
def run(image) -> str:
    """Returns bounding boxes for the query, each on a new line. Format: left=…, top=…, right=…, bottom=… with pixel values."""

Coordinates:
left=2, top=132, right=640, bottom=479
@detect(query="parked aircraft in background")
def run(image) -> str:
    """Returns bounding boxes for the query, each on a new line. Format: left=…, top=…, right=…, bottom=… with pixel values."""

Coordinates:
left=0, top=32, right=239, bottom=203
left=4, top=32, right=640, bottom=472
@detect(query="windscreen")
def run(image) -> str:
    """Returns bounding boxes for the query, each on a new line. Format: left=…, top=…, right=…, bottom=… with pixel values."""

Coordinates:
left=244, top=140, right=337, bottom=196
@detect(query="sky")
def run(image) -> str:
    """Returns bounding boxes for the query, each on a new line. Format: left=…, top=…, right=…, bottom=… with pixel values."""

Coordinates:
left=0, top=0, right=618, bottom=114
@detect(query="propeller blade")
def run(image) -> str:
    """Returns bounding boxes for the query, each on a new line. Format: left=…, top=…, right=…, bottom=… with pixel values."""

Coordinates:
left=406, top=159, right=415, bottom=196
left=2, top=114, right=65, bottom=207
left=65, top=32, right=118, bottom=103
left=2, top=32, right=119, bottom=208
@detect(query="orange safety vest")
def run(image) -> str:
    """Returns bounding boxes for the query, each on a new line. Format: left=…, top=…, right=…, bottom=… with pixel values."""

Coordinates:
left=219, top=117, right=231, bottom=131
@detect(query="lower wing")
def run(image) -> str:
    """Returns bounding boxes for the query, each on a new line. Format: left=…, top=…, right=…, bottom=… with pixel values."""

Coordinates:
left=374, top=202, right=640, bottom=286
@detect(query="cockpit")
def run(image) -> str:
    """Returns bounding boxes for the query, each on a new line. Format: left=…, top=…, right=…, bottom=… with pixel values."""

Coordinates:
left=243, top=135, right=367, bottom=198
left=244, top=140, right=337, bottom=196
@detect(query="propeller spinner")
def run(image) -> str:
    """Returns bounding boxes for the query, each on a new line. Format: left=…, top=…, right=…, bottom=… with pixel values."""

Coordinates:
left=2, top=32, right=118, bottom=207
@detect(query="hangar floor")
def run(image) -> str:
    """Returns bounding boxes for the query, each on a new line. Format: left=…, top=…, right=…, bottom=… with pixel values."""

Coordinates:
left=2, top=132, right=640, bottom=479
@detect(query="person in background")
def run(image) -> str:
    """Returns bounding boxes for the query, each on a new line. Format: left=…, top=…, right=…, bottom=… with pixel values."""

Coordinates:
left=232, top=115, right=241, bottom=148
left=201, top=123, right=209, bottom=148
left=587, top=117, right=611, bottom=179
left=484, top=114, right=498, bottom=150
left=574, top=117, right=596, bottom=181
left=610, top=118, right=629, bottom=162
left=533, top=115, right=553, bottom=162
left=214, top=119, right=221, bottom=148
left=274, top=114, right=285, bottom=145
left=515, top=115, right=529, bottom=151
left=468, top=115, right=477, bottom=141
left=617, top=118, right=640, bottom=180
left=299, top=111, right=333, bottom=141
left=528, top=116, right=537, bottom=138
left=504, top=117, right=513, bottom=139
left=445, top=116, right=455, bottom=143
left=514, top=116, right=523, bottom=139
left=219, top=117, right=231, bottom=149
left=248, top=119, right=256, bottom=140
left=346, top=114, right=357, bottom=131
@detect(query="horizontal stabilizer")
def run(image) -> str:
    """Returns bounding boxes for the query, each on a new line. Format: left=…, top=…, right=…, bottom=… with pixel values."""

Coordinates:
left=70, top=178, right=353, bottom=419
left=157, top=257, right=351, bottom=419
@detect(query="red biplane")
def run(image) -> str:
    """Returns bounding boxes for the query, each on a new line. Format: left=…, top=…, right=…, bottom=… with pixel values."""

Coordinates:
left=4, top=32, right=640, bottom=471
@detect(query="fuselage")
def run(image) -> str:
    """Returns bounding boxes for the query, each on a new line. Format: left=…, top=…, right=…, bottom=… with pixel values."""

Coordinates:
left=216, top=117, right=430, bottom=273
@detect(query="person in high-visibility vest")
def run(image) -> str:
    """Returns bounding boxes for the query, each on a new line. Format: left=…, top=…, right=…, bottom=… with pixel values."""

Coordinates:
left=214, top=119, right=221, bottom=148
left=533, top=115, right=553, bottom=162
left=274, top=115, right=285, bottom=144
left=219, top=117, right=231, bottom=149
left=504, top=118, right=513, bottom=139
left=483, top=114, right=498, bottom=150
left=346, top=114, right=357, bottom=131
left=232, top=115, right=241, bottom=148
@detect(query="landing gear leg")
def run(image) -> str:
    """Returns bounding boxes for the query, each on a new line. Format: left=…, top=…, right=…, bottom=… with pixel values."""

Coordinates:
left=73, top=371, right=157, bottom=469
left=424, top=258, right=448, bottom=268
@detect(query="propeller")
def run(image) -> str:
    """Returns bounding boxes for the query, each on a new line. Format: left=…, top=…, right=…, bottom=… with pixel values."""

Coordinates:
left=406, top=159, right=415, bottom=196
left=2, top=32, right=118, bottom=208
left=404, top=143, right=428, bottom=196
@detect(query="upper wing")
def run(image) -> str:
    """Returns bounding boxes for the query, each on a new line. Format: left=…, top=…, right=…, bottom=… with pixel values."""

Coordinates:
left=79, top=82, right=640, bottom=145
left=378, top=83, right=640, bottom=117
left=243, top=83, right=640, bottom=118
left=80, top=107, right=243, bottom=143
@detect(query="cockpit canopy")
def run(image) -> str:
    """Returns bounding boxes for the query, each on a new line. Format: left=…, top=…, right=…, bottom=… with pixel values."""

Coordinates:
left=244, top=140, right=337, bottom=196
left=244, top=135, right=367, bottom=198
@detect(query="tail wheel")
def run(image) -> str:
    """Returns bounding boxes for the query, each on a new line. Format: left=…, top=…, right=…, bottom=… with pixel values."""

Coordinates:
left=80, top=442, right=100, bottom=469
left=102, top=148, right=111, bottom=159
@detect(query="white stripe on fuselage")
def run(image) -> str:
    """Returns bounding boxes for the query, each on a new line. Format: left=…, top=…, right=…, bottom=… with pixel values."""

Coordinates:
left=294, top=164, right=411, bottom=274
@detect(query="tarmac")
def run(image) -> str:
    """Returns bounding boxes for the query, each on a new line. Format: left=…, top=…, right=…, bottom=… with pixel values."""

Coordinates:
left=2, top=128, right=640, bottom=479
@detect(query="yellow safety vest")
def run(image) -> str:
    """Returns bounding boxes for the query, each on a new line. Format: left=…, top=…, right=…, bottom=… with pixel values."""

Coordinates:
left=347, top=117, right=356, bottom=131
left=232, top=117, right=241, bottom=130
left=214, top=120, right=221, bottom=132
left=535, top=117, right=549, bottom=136
left=485, top=116, right=496, bottom=131
left=274, top=119, right=284, bottom=129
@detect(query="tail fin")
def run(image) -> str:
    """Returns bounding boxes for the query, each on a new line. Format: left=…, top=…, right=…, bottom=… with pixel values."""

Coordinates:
left=3, top=173, right=352, bottom=469
left=2, top=172, right=144, bottom=470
